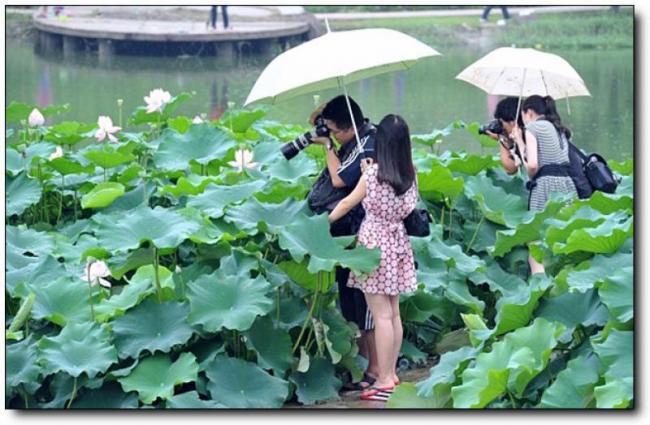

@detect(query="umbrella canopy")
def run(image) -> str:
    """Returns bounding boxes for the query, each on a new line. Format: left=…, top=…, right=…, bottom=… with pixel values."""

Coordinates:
left=455, top=47, right=590, bottom=100
left=244, top=28, right=440, bottom=106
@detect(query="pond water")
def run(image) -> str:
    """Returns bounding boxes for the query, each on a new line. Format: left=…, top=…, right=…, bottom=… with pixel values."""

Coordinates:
left=6, top=37, right=633, bottom=161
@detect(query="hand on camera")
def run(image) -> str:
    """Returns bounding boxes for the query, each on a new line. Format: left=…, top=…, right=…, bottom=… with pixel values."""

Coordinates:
left=312, top=136, right=331, bottom=146
left=309, top=103, right=327, bottom=126
left=485, top=130, right=500, bottom=140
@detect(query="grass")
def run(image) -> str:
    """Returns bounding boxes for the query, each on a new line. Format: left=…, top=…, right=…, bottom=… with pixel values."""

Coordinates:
left=330, top=9, right=633, bottom=50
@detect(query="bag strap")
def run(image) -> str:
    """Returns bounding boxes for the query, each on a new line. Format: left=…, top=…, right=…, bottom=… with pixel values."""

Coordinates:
left=567, top=138, right=589, bottom=162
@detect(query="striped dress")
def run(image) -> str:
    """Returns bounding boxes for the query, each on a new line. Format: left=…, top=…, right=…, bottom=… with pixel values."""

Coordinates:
left=525, top=120, right=578, bottom=211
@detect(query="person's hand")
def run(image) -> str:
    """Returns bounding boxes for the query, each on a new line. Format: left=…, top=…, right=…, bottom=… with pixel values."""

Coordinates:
left=311, top=136, right=330, bottom=146
left=485, top=130, right=500, bottom=140
left=360, top=158, right=374, bottom=173
left=509, top=126, right=523, bottom=142
left=309, top=103, right=327, bottom=126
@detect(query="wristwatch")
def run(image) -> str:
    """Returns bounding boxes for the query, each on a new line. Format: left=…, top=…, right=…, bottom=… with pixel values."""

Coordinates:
left=326, top=141, right=335, bottom=151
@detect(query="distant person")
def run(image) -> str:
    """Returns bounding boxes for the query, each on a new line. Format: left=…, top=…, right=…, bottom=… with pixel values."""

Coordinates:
left=209, top=6, right=230, bottom=31
left=209, top=78, right=229, bottom=121
left=481, top=6, right=511, bottom=26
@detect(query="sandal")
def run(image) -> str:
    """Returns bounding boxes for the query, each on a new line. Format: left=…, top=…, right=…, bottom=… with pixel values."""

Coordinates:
left=360, top=385, right=395, bottom=402
left=342, top=372, right=376, bottom=391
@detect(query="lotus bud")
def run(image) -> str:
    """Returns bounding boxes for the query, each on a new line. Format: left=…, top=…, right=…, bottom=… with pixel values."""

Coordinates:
left=117, top=99, right=124, bottom=107
left=28, top=108, right=45, bottom=127
left=227, top=101, right=235, bottom=110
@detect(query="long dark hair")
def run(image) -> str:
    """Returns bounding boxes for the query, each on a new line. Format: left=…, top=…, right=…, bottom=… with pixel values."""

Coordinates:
left=376, top=114, right=415, bottom=196
left=494, top=96, right=524, bottom=128
left=523, top=95, right=572, bottom=141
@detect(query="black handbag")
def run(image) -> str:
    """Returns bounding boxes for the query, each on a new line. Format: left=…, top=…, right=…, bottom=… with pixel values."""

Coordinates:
left=403, top=208, right=432, bottom=237
left=583, top=153, right=619, bottom=194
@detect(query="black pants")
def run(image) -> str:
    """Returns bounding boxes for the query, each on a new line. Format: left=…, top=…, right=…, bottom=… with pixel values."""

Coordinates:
left=482, top=6, right=510, bottom=20
left=336, top=267, right=374, bottom=331
left=210, top=6, right=229, bottom=28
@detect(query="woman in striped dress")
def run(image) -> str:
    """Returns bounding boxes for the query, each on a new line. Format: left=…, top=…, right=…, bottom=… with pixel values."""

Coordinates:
left=508, top=95, right=578, bottom=274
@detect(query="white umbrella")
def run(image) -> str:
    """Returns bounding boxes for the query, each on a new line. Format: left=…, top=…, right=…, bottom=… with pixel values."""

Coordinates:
left=456, top=47, right=590, bottom=99
left=245, top=25, right=440, bottom=152
left=456, top=47, right=590, bottom=116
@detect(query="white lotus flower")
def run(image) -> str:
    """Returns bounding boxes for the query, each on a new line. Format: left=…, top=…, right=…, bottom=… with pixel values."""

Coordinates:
left=28, top=108, right=45, bottom=127
left=144, top=88, right=172, bottom=114
left=192, top=115, right=203, bottom=124
left=228, top=149, right=259, bottom=171
left=81, top=260, right=112, bottom=288
left=95, top=115, right=121, bottom=143
left=48, top=145, right=63, bottom=160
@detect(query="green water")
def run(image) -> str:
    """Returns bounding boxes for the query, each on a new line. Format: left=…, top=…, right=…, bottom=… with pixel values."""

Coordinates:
left=6, top=38, right=633, bottom=161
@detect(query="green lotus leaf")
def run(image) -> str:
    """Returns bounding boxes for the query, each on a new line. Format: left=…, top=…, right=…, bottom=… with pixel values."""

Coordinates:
left=574, top=190, right=633, bottom=215
left=464, top=173, right=530, bottom=227
left=165, top=391, right=225, bottom=409
left=535, top=289, right=609, bottom=329
left=538, top=351, right=601, bottom=408
left=186, top=270, right=274, bottom=332
left=6, top=147, right=25, bottom=175
left=593, top=330, right=633, bottom=408
left=176, top=207, right=246, bottom=245
left=112, top=300, right=194, bottom=359
left=118, top=352, right=199, bottom=405
left=159, top=174, right=218, bottom=197
left=494, top=273, right=552, bottom=335
left=167, top=115, right=192, bottom=134
left=412, top=228, right=485, bottom=275
left=278, top=259, right=335, bottom=293
left=224, top=197, right=306, bottom=235
left=412, top=121, right=462, bottom=147
left=244, top=315, right=293, bottom=373
left=446, top=276, right=485, bottom=314
left=71, top=381, right=139, bottom=408
left=39, top=372, right=103, bottom=408
left=186, top=180, right=267, bottom=219
left=6, top=101, right=36, bottom=123
left=608, top=158, right=633, bottom=176
left=290, top=357, right=341, bottom=406
left=106, top=246, right=154, bottom=280
left=101, top=183, right=153, bottom=214
left=443, top=153, right=500, bottom=176
left=264, top=153, right=319, bottom=182
left=412, top=253, right=447, bottom=291
left=92, top=205, right=201, bottom=251
left=7, top=171, right=42, bottom=217
left=7, top=225, right=55, bottom=258
left=562, top=251, right=631, bottom=294
left=44, top=121, right=96, bottom=145
left=598, top=266, right=633, bottom=324
left=274, top=295, right=309, bottom=330
left=205, top=355, right=289, bottom=408
left=81, top=182, right=126, bottom=209
left=153, top=124, right=237, bottom=171
left=320, top=309, right=356, bottom=363
left=491, top=197, right=565, bottom=257
left=7, top=336, right=42, bottom=396
left=277, top=213, right=381, bottom=275
left=254, top=180, right=308, bottom=203
left=83, top=145, right=136, bottom=169
left=461, top=313, right=495, bottom=347
left=417, top=163, right=464, bottom=201
left=220, top=107, right=266, bottom=133
left=552, top=214, right=633, bottom=255
left=387, top=382, right=451, bottom=408
left=452, top=318, right=564, bottom=407
left=38, top=321, right=118, bottom=379
left=416, top=346, right=477, bottom=399
left=7, top=254, right=68, bottom=298
left=94, top=264, right=174, bottom=322
left=52, top=233, right=108, bottom=263
left=46, top=157, right=95, bottom=176
left=464, top=121, right=499, bottom=147
left=400, top=290, right=448, bottom=323
left=30, top=276, right=92, bottom=326
left=219, top=249, right=260, bottom=279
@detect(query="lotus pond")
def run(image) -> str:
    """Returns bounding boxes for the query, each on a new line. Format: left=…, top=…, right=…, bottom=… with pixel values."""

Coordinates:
left=5, top=93, right=634, bottom=409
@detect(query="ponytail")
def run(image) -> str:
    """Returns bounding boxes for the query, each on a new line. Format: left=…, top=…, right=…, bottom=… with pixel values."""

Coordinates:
left=543, top=95, right=572, bottom=145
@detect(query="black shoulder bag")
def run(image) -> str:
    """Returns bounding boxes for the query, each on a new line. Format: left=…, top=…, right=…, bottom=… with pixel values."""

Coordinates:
left=404, top=207, right=432, bottom=237
left=569, top=140, right=619, bottom=194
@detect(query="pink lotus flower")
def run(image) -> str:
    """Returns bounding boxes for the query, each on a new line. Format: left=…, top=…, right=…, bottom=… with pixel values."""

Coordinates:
left=48, top=145, right=64, bottom=160
left=95, top=115, right=121, bottom=143
left=80, top=260, right=112, bottom=288
left=28, top=108, right=45, bottom=127
left=228, top=149, right=259, bottom=171
left=144, top=88, right=172, bottom=114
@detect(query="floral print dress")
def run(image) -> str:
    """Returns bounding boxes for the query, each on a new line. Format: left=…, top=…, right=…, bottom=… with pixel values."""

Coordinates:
left=348, top=164, right=418, bottom=295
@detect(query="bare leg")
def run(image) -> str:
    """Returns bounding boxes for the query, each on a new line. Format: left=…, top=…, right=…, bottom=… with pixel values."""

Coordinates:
left=365, top=330, right=380, bottom=378
left=388, top=294, right=402, bottom=384
left=364, top=293, right=395, bottom=388
left=528, top=242, right=545, bottom=275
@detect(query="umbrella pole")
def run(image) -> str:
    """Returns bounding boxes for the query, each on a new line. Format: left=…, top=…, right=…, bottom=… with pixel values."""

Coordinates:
left=515, top=68, right=527, bottom=125
left=340, top=78, right=364, bottom=159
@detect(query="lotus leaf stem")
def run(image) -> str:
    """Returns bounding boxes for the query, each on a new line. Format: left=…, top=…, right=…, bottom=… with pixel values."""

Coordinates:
left=466, top=215, right=485, bottom=253
left=153, top=247, right=162, bottom=302
left=86, top=262, right=95, bottom=321
left=292, top=274, right=321, bottom=354
left=66, top=377, right=78, bottom=409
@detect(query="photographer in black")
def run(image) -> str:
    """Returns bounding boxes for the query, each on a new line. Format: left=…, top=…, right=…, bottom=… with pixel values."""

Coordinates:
left=306, top=95, right=378, bottom=389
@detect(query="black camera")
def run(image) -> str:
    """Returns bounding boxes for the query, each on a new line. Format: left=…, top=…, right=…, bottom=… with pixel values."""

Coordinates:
left=478, top=119, right=503, bottom=136
left=281, top=115, right=330, bottom=160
